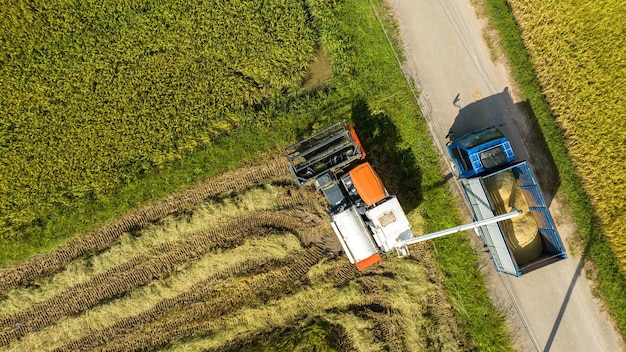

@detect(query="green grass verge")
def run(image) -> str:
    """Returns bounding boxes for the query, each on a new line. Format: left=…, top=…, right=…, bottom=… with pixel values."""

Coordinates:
left=484, top=0, right=626, bottom=341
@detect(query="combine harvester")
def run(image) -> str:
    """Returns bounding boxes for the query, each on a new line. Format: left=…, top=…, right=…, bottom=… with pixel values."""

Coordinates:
left=284, top=122, right=528, bottom=274
left=447, top=126, right=567, bottom=276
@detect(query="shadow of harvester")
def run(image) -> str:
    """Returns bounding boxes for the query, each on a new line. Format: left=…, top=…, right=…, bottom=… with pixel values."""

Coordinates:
left=351, top=98, right=422, bottom=212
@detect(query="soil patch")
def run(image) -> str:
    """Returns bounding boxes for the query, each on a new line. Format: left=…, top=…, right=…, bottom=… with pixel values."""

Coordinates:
left=302, top=45, right=331, bottom=91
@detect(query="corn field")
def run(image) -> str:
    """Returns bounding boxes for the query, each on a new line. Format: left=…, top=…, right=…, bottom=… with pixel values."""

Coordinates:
left=506, top=0, right=626, bottom=271
left=0, top=0, right=316, bottom=239
left=0, top=156, right=465, bottom=351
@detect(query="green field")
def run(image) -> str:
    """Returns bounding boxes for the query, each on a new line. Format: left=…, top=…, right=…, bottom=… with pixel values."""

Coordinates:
left=0, top=0, right=315, bottom=244
left=0, top=0, right=513, bottom=350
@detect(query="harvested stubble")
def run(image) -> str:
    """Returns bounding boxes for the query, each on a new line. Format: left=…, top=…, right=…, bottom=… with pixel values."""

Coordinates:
left=168, top=255, right=443, bottom=351
left=407, top=242, right=464, bottom=347
left=55, top=254, right=298, bottom=352
left=322, top=311, right=384, bottom=352
left=5, top=236, right=303, bottom=352
left=0, top=184, right=309, bottom=317
left=343, top=276, right=406, bottom=351
left=89, top=246, right=325, bottom=352
left=195, top=316, right=305, bottom=352
left=0, top=158, right=289, bottom=294
left=170, top=268, right=367, bottom=351
left=198, top=315, right=355, bottom=352
left=0, top=209, right=320, bottom=346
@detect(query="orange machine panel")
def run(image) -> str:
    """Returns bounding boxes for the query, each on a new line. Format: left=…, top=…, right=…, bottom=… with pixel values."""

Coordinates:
left=355, top=253, right=381, bottom=271
left=348, top=125, right=366, bottom=159
left=349, top=162, right=386, bottom=206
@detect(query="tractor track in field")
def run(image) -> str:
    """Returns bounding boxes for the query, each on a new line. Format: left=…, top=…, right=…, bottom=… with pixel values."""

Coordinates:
left=408, top=242, right=464, bottom=347
left=350, top=276, right=408, bottom=351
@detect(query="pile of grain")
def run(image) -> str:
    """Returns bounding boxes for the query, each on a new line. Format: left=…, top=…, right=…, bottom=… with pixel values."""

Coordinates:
left=485, top=171, right=542, bottom=265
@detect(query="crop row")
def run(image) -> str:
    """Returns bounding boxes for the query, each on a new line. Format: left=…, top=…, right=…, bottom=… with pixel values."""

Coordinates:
left=0, top=209, right=321, bottom=346
left=54, top=254, right=296, bottom=352
left=85, top=246, right=325, bottom=352
left=0, top=158, right=289, bottom=294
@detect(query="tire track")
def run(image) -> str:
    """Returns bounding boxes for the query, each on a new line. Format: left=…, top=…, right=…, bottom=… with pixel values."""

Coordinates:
left=348, top=276, right=407, bottom=352
left=408, top=242, right=464, bottom=348
left=199, top=316, right=357, bottom=352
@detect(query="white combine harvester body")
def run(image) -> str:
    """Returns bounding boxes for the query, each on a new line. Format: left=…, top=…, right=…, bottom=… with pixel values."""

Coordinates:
left=330, top=196, right=414, bottom=270
left=365, top=197, right=413, bottom=253
left=330, top=206, right=380, bottom=269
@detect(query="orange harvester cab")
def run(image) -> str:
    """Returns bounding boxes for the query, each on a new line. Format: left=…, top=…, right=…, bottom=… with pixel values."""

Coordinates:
left=349, top=162, right=386, bottom=206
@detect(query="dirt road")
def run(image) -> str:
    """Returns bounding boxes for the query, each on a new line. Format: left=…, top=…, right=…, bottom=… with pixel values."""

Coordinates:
left=384, top=0, right=624, bottom=351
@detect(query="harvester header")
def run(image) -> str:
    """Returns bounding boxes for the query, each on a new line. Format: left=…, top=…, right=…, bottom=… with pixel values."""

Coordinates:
left=284, top=122, right=366, bottom=187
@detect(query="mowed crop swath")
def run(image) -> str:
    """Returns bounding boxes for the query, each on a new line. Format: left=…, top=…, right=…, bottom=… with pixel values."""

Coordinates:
left=0, top=0, right=315, bottom=239
left=0, top=157, right=465, bottom=351
left=505, top=1, right=626, bottom=271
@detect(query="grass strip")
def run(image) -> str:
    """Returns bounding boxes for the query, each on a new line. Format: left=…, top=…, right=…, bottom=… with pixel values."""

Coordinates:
left=483, top=0, right=626, bottom=341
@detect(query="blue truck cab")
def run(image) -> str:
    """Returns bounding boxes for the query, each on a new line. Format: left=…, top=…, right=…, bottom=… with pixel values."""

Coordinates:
left=447, top=126, right=515, bottom=178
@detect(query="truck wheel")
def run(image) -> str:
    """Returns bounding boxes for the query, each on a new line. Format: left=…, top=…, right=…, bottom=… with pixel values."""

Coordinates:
left=449, top=159, right=459, bottom=177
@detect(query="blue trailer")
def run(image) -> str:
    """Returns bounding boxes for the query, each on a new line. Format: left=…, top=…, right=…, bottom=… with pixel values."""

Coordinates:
left=447, top=127, right=567, bottom=276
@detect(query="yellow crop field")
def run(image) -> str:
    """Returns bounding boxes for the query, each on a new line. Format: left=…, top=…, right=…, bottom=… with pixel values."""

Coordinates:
left=0, top=0, right=315, bottom=239
left=506, top=0, right=626, bottom=271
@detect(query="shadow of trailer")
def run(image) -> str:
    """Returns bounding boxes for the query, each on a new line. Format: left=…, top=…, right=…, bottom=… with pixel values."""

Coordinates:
left=461, top=161, right=567, bottom=277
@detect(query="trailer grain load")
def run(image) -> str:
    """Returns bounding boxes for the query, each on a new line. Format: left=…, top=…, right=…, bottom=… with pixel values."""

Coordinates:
left=484, top=170, right=542, bottom=265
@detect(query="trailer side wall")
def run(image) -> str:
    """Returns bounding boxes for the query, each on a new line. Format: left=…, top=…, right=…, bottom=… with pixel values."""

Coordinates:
left=462, top=161, right=567, bottom=276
